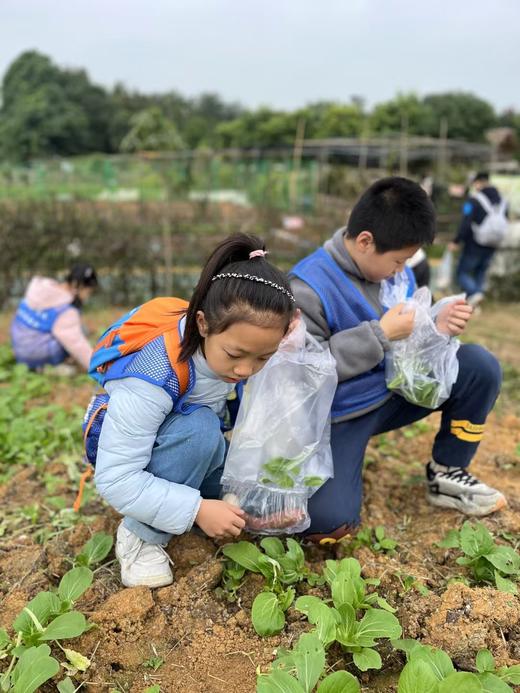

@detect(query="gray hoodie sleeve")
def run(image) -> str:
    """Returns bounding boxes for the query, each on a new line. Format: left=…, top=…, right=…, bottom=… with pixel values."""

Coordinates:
left=290, top=277, right=391, bottom=382
left=94, top=378, right=202, bottom=535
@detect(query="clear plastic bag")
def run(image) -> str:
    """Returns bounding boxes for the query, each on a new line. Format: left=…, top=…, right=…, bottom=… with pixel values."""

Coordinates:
left=380, top=277, right=460, bottom=410
left=221, top=319, right=337, bottom=535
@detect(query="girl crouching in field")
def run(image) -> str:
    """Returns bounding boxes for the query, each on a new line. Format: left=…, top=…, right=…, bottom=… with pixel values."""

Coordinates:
left=83, top=234, right=296, bottom=587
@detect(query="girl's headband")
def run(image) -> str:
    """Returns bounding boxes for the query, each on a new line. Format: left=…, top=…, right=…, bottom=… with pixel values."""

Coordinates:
left=211, top=272, right=296, bottom=303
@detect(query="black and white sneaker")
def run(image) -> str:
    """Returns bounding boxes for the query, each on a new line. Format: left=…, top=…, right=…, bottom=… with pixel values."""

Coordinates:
left=426, top=460, right=507, bottom=516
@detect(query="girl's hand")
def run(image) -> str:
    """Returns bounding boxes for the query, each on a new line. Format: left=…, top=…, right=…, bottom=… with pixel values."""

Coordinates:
left=436, top=299, right=473, bottom=336
left=195, top=499, right=246, bottom=539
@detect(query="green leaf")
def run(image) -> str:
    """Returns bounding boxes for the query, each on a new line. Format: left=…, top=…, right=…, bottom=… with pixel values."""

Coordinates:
left=76, top=532, right=113, bottom=566
left=356, top=608, right=402, bottom=646
left=331, top=574, right=365, bottom=609
left=410, top=646, right=455, bottom=680
left=0, top=629, right=11, bottom=649
left=336, top=558, right=362, bottom=579
left=222, top=542, right=265, bottom=574
left=252, top=592, right=286, bottom=637
left=323, top=558, right=360, bottom=585
left=380, top=538, right=397, bottom=550
left=375, top=526, right=385, bottom=541
left=391, top=639, right=424, bottom=657
left=460, top=522, right=494, bottom=558
left=476, top=650, right=496, bottom=674
left=40, top=611, right=87, bottom=641
left=494, top=571, right=518, bottom=595
left=398, top=660, right=439, bottom=693
left=143, top=687, right=161, bottom=693
left=437, top=672, right=483, bottom=692
left=278, top=587, right=295, bottom=613
left=295, top=595, right=325, bottom=616
left=293, top=633, right=325, bottom=693
left=260, top=538, right=285, bottom=559
left=13, top=592, right=61, bottom=634
left=285, top=538, right=305, bottom=567
left=486, top=547, right=520, bottom=576
left=375, top=596, right=396, bottom=613
left=257, top=669, right=305, bottom=692
left=58, top=567, right=93, bottom=603
left=478, top=672, right=514, bottom=692
left=295, top=596, right=337, bottom=646
left=497, top=664, right=520, bottom=684
left=310, top=605, right=338, bottom=646
left=352, top=647, right=382, bottom=671
left=11, top=645, right=60, bottom=693
left=336, top=603, right=356, bottom=631
left=57, top=678, right=76, bottom=693
left=303, top=476, right=324, bottom=487
left=316, top=670, right=360, bottom=693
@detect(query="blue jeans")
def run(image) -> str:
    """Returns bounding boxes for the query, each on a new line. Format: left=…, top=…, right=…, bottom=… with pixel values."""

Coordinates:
left=456, top=243, right=495, bottom=297
left=124, top=406, right=226, bottom=544
left=306, top=344, right=501, bottom=534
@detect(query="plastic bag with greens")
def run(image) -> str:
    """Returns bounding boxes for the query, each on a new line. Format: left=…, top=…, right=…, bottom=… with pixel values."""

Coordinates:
left=380, top=277, right=460, bottom=410
left=221, top=319, right=337, bottom=535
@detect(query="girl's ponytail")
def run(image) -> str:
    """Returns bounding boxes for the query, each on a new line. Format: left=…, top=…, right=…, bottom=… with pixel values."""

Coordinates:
left=180, top=233, right=294, bottom=361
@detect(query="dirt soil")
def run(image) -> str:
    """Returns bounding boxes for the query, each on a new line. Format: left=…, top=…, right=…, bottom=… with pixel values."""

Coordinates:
left=0, top=302, right=519, bottom=692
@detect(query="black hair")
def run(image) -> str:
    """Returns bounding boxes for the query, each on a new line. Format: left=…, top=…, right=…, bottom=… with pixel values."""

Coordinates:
left=473, top=171, right=490, bottom=183
left=179, top=233, right=295, bottom=362
left=65, top=263, right=98, bottom=288
left=346, top=176, right=436, bottom=253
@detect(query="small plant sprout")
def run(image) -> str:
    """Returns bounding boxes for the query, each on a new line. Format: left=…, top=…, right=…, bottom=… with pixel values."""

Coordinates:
left=437, top=521, right=520, bottom=594
left=0, top=533, right=113, bottom=691
left=295, top=558, right=402, bottom=672
left=221, top=538, right=322, bottom=636
left=393, top=640, right=520, bottom=691
left=257, top=632, right=361, bottom=692
left=353, top=526, right=398, bottom=554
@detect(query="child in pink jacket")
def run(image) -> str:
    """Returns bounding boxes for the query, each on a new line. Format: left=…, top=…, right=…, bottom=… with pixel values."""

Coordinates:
left=11, top=263, right=98, bottom=371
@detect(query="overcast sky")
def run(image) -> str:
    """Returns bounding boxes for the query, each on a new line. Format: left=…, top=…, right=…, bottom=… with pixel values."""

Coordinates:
left=2, top=0, right=519, bottom=112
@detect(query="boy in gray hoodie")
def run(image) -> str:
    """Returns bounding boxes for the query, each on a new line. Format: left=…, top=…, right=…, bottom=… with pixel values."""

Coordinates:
left=290, top=177, right=505, bottom=544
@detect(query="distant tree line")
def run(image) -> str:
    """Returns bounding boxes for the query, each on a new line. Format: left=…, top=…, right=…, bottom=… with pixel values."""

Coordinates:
left=1, top=50, right=519, bottom=161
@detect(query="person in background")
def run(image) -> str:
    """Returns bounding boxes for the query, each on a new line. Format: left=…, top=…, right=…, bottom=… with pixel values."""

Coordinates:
left=449, top=172, right=508, bottom=307
left=11, top=263, right=98, bottom=372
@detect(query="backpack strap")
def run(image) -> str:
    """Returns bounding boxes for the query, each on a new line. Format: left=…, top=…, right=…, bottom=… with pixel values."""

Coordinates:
left=473, top=191, right=493, bottom=214
left=91, top=297, right=190, bottom=393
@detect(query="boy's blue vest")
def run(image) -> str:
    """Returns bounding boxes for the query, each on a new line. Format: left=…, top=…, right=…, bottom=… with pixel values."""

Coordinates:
left=291, top=247, right=415, bottom=419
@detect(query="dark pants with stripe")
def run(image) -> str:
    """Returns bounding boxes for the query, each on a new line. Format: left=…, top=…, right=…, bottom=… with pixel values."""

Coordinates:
left=307, top=344, right=502, bottom=535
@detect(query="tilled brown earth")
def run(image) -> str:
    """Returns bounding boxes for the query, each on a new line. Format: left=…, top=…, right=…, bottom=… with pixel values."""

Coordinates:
left=0, top=304, right=519, bottom=692
left=0, top=410, right=519, bottom=692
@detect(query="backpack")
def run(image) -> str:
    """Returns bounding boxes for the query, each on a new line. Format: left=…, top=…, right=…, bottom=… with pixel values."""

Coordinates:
left=83, top=297, right=191, bottom=465
left=471, top=192, right=508, bottom=247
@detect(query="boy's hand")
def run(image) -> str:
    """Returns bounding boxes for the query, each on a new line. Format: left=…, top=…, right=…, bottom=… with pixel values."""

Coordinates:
left=436, top=299, right=473, bottom=336
left=379, top=303, right=415, bottom=341
left=195, top=499, right=246, bottom=539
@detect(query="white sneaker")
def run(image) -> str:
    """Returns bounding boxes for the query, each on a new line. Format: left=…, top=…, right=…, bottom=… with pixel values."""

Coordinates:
left=426, top=460, right=507, bottom=516
left=115, top=523, right=174, bottom=588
